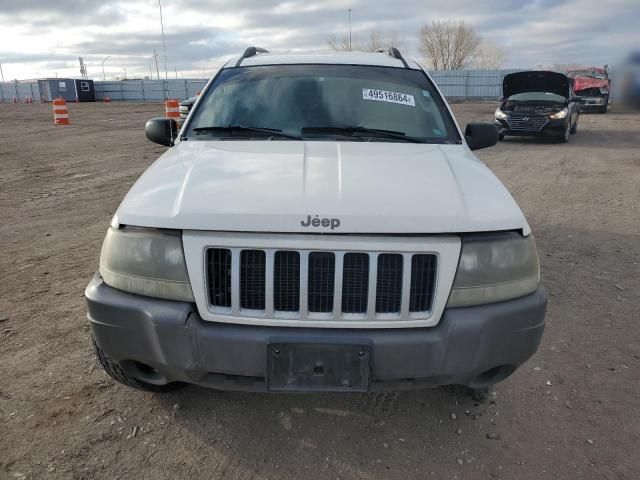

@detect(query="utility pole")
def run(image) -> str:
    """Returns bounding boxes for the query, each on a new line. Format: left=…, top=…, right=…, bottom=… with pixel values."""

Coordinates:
left=348, top=9, right=352, bottom=51
left=101, top=55, right=111, bottom=81
left=153, top=49, right=160, bottom=80
left=0, top=63, right=5, bottom=83
left=158, top=0, right=168, bottom=80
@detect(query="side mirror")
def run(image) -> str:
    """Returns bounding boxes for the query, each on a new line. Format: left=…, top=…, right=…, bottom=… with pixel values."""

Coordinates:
left=465, top=123, right=498, bottom=151
left=145, top=117, right=178, bottom=147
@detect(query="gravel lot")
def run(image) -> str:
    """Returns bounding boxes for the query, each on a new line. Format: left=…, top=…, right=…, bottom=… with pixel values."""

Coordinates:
left=1, top=102, right=639, bottom=480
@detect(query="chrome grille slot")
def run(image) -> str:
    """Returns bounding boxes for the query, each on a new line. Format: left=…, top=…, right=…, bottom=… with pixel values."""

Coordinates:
left=206, top=248, right=232, bottom=308
left=274, top=251, right=300, bottom=312
left=342, top=253, right=369, bottom=314
left=409, top=254, right=437, bottom=312
left=307, top=252, right=335, bottom=313
left=240, top=250, right=265, bottom=310
left=375, top=254, right=403, bottom=314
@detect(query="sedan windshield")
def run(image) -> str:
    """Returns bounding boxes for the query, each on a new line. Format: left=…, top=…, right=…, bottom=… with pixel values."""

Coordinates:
left=185, top=64, right=460, bottom=143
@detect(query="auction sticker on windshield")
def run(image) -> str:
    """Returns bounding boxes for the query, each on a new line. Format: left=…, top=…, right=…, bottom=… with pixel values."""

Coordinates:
left=362, top=88, right=415, bottom=107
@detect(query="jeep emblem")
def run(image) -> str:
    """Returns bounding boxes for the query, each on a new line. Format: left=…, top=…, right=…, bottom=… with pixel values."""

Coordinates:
left=300, top=215, right=340, bottom=230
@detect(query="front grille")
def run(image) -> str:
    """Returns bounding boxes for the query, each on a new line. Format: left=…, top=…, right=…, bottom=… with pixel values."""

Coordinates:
left=506, top=114, right=548, bottom=132
left=205, top=248, right=438, bottom=321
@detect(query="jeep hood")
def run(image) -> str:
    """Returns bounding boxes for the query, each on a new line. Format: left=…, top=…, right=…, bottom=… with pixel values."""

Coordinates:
left=114, top=141, right=529, bottom=235
left=503, top=70, right=571, bottom=99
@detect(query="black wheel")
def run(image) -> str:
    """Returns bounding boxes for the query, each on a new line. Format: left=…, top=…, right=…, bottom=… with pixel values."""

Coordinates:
left=559, top=124, right=570, bottom=143
left=93, top=338, right=184, bottom=392
left=599, top=98, right=608, bottom=114
left=469, top=387, right=491, bottom=403
left=498, top=133, right=505, bottom=141
left=570, top=118, right=578, bottom=134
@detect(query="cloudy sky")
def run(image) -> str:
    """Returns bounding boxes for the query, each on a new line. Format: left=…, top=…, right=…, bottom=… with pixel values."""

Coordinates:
left=0, top=0, right=637, bottom=80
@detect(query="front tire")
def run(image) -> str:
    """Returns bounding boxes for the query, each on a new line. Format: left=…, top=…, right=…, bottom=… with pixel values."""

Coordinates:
left=93, top=339, right=184, bottom=392
left=599, top=98, right=608, bottom=114
left=570, top=118, right=578, bottom=134
left=559, top=124, right=570, bottom=143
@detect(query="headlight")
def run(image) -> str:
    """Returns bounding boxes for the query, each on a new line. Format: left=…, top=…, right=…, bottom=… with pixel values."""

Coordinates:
left=99, top=227, right=194, bottom=302
left=447, top=233, right=540, bottom=307
left=548, top=108, right=568, bottom=120
left=599, top=87, right=609, bottom=94
left=494, top=108, right=508, bottom=120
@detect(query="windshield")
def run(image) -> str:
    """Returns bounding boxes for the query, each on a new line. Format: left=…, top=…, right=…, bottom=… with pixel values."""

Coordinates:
left=507, top=92, right=566, bottom=103
left=185, top=64, right=460, bottom=143
left=567, top=70, right=608, bottom=80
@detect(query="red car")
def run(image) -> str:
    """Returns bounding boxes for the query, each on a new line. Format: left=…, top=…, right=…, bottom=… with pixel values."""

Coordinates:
left=567, top=67, right=610, bottom=113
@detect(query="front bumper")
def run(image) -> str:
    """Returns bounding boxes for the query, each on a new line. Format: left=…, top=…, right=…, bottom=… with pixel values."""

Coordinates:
left=494, top=117, right=568, bottom=138
left=85, top=274, right=547, bottom=392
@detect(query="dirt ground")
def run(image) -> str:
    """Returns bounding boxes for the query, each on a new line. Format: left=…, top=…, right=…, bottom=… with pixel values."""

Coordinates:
left=1, top=101, right=639, bottom=480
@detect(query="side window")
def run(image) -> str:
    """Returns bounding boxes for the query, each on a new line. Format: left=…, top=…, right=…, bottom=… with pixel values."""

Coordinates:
left=81, top=81, right=90, bottom=92
left=59, top=82, right=67, bottom=92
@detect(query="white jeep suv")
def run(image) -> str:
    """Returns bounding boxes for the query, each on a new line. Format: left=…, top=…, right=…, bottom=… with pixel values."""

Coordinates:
left=85, top=47, right=546, bottom=397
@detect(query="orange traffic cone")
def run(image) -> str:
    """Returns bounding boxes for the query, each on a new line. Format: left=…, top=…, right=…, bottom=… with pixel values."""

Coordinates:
left=53, top=98, right=71, bottom=125
left=165, top=99, right=180, bottom=121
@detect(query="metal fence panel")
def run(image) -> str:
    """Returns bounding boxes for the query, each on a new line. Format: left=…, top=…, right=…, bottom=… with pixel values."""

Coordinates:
left=94, top=79, right=209, bottom=102
left=0, top=81, right=42, bottom=103
left=428, top=69, right=521, bottom=100
left=3, top=70, right=526, bottom=103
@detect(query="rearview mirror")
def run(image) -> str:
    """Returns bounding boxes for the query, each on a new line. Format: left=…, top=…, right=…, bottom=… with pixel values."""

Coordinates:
left=465, top=123, right=498, bottom=151
left=145, top=117, right=178, bottom=147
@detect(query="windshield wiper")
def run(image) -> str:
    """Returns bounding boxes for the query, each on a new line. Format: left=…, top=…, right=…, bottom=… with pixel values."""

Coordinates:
left=301, top=125, right=426, bottom=143
left=192, top=125, right=302, bottom=140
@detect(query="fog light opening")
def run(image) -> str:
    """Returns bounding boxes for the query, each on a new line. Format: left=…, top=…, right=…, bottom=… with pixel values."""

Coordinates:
left=470, top=365, right=516, bottom=388
left=122, top=360, right=168, bottom=385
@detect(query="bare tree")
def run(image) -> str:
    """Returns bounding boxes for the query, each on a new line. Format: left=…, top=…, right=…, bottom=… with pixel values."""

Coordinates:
left=327, top=33, right=352, bottom=52
left=327, top=30, right=406, bottom=54
left=472, top=40, right=505, bottom=69
left=419, top=20, right=480, bottom=70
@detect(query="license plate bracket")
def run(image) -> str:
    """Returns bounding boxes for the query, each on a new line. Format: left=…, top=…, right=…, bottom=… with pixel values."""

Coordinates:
left=267, top=343, right=370, bottom=392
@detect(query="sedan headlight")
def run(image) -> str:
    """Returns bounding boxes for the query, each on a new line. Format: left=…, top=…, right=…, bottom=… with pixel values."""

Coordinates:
left=548, top=108, right=568, bottom=120
left=447, top=233, right=540, bottom=307
left=494, top=108, right=508, bottom=120
left=99, top=227, right=194, bottom=302
left=599, top=87, right=609, bottom=94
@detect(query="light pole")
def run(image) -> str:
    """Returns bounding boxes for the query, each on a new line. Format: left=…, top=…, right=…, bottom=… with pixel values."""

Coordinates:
left=158, top=0, right=168, bottom=80
left=101, top=56, right=111, bottom=81
left=348, top=9, right=352, bottom=51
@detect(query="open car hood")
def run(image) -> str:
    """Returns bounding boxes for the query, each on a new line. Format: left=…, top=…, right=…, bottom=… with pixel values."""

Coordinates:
left=503, top=71, right=571, bottom=99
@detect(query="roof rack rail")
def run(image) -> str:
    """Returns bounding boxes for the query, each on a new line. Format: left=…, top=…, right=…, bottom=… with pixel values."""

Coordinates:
left=235, top=46, right=270, bottom=67
left=376, top=47, right=409, bottom=69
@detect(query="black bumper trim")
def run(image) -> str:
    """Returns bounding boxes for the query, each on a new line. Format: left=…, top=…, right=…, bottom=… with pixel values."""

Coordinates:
left=85, top=275, right=547, bottom=391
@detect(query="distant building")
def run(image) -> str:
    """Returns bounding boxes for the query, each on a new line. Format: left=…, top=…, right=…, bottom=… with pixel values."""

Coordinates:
left=38, top=78, right=95, bottom=102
